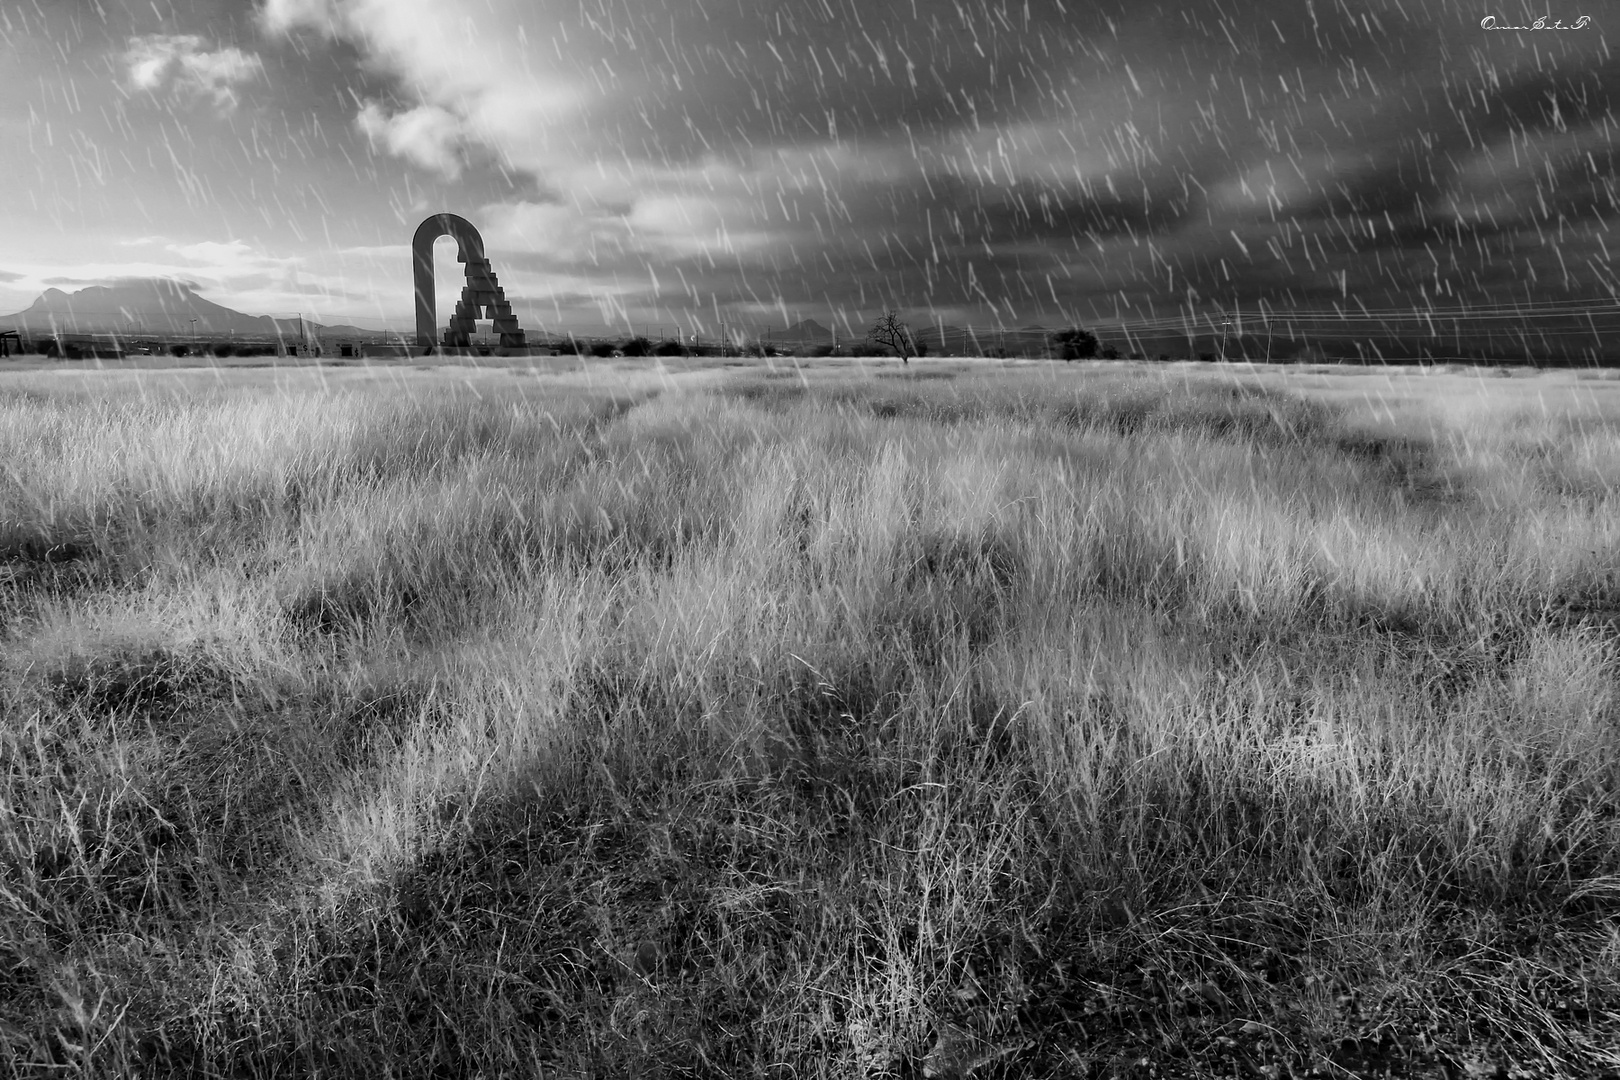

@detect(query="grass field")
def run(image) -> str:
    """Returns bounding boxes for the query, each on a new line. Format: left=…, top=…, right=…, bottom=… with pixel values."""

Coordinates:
left=3, top=357, right=1620, bottom=1078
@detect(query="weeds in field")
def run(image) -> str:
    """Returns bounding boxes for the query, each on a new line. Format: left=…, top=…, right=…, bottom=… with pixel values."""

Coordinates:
left=2, top=364, right=1619, bottom=1076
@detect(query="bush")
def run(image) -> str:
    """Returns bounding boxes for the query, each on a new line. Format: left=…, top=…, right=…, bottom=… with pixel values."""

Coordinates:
left=170, top=344, right=190, bottom=358
left=553, top=338, right=583, bottom=355
left=589, top=342, right=616, bottom=358
left=212, top=344, right=234, bottom=358
left=621, top=337, right=652, bottom=357
left=1100, top=346, right=1120, bottom=360
left=1051, top=327, right=1099, bottom=361
left=653, top=340, right=687, bottom=357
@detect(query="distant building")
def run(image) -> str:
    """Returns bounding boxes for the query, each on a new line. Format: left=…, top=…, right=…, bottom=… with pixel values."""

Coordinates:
left=44, top=333, right=126, bottom=359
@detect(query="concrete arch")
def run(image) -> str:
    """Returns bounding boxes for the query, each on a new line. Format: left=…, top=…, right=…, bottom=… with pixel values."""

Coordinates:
left=412, top=213, right=526, bottom=350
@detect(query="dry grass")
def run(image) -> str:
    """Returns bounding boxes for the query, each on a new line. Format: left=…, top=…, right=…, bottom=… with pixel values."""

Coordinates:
left=3, top=359, right=1620, bottom=1078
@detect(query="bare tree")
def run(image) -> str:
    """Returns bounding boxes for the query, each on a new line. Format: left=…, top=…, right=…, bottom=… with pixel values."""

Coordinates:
left=867, top=309, right=916, bottom=364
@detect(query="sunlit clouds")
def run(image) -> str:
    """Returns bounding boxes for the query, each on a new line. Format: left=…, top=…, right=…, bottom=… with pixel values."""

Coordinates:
left=261, top=0, right=586, bottom=170
left=123, top=33, right=265, bottom=112
left=355, top=102, right=470, bottom=179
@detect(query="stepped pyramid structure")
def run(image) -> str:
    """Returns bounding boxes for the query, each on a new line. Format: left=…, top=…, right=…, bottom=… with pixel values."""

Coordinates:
left=412, top=212, right=527, bottom=350
left=442, top=257, right=525, bottom=348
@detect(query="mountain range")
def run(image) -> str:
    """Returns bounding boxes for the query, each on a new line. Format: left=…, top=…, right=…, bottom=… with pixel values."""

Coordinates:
left=764, top=319, right=835, bottom=343
left=0, top=280, right=379, bottom=339
left=8, top=281, right=1575, bottom=362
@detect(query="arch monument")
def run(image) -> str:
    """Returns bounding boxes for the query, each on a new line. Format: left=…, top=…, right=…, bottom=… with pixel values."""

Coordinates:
left=412, top=213, right=527, bottom=350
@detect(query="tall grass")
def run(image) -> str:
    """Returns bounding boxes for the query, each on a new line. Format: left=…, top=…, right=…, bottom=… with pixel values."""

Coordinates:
left=3, top=363, right=1619, bottom=1077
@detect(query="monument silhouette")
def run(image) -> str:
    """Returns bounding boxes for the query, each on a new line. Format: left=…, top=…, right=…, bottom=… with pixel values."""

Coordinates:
left=412, top=213, right=527, bottom=350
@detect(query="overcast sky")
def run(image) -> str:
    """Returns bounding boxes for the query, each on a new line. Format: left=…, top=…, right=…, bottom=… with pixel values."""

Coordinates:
left=0, top=0, right=1614, bottom=337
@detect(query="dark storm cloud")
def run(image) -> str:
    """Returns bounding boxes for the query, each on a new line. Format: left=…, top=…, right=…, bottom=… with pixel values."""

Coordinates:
left=238, top=0, right=1619, bottom=328
left=579, top=0, right=1123, bottom=158
left=1281, top=54, right=1620, bottom=224
left=9, top=0, right=1614, bottom=331
left=555, top=0, right=1618, bottom=325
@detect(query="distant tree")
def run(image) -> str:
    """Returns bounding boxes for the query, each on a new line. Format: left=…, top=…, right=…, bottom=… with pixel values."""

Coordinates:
left=1051, top=327, right=1098, bottom=361
left=212, top=343, right=234, bottom=357
left=589, top=341, right=616, bottom=358
left=170, top=344, right=190, bottom=358
left=654, top=339, right=686, bottom=357
left=1099, top=345, right=1120, bottom=360
left=867, top=309, right=916, bottom=364
left=622, top=336, right=652, bottom=357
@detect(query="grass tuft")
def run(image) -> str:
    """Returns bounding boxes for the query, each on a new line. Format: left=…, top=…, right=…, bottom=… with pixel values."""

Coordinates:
left=4, top=362, right=1620, bottom=1076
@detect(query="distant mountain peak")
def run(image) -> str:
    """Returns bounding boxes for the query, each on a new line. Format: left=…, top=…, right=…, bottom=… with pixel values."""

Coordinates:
left=776, top=318, right=835, bottom=340
left=0, top=277, right=307, bottom=338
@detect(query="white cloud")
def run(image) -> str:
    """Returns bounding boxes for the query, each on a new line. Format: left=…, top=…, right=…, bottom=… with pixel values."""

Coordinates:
left=258, top=0, right=343, bottom=37
left=356, top=102, right=467, bottom=178
left=479, top=200, right=627, bottom=263
left=260, top=0, right=583, bottom=176
left=124, top=34, right=265, bottom=111
left=168, top=239, right=263, bottom=266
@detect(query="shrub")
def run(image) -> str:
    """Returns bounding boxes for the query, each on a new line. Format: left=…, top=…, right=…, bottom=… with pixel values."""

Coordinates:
left=170, top=344, right=190, bottom=357
left=621, top=337, right=652, bottom=357
left=212, top=344, right=234, bottom=358
left=654, top=340, right=687, bottom=357
left=1100, top=345, right=1120, bottom=360
left=589, top=342, right=616, bottom=358
left=1051, top=327, right=1099, bottom=361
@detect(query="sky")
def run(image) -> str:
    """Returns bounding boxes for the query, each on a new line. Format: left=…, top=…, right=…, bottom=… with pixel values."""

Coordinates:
left=0, top=0, right=1615, bottom=339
